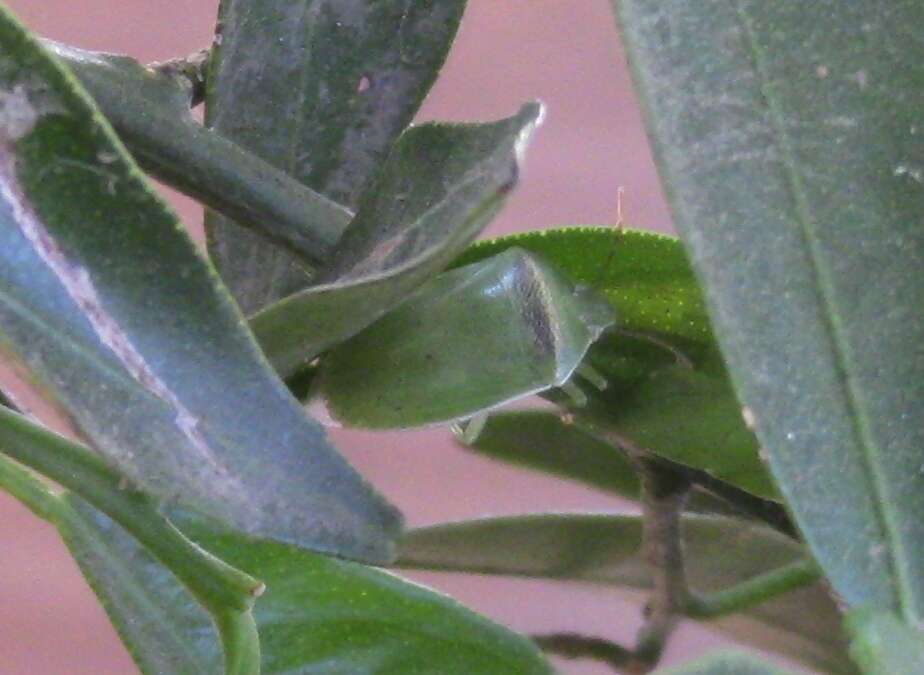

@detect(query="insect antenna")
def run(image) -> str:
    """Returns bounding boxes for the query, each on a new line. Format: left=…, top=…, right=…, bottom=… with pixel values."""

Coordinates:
left=592, top=185, right=626, bottom=288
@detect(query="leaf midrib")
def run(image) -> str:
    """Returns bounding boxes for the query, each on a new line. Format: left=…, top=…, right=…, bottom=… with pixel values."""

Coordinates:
left=731, top=0, right=912, bottom=620
left=0, top=286, right=154, bottom=402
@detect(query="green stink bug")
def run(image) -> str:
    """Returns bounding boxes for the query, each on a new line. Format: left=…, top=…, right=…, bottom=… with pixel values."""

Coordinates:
left=313, top=247, right=614, bottom=429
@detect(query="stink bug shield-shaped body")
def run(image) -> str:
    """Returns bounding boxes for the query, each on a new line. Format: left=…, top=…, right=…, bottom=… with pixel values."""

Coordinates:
left=315, top=247, right=615, bottom=429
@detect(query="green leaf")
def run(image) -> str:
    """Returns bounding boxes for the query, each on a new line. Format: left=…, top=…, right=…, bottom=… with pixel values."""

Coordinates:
left=48, top=41, right=351, bottom=268
left=314, top=248, right=613, bottom=428
left=0, top=9, right=400, bottom=562
left=654, top=650, right=796, bottom=675
left=456, top=227, right=776, bottom=501
left=252, top=104, right=543, bottom=377
left=463, top=410, right=642, bottom=499
left=0, top=451, right=62, bottom=523
left=206, top=0, right=468, bottom=312
left=398, top=514, right=852, bottom=674
left=458, top=411, right=766, bottom=520
left=846, top=609, right=924, bottom=675
left=56, top=497, right=553, bottom=675
left=569, top=366, right=775, bottom=500
left=0, top=406, right=263, bottom=674
left=612, top=0, right=924, bottom=620
left=455, top=228, right=712, bottom=357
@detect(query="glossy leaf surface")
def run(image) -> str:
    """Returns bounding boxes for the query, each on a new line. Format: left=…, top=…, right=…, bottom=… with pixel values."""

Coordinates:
left=207, top=0, right=467, bottom=312
left=655, top=650, right=796, bottom=675
left=613, top=0, right=924, bottom=620
left=0, top=11, right=399, bottom=562
left=57, top=498, right=552, bottom=675
left=316, top=248, right=613, bottom=427
left=399, top=514, right=851, bottom=673
left=50, top=41, right=351, bottom=267
left=456, top=228, right=776, bottom=501
left=252, top=104, right=543, bottom=377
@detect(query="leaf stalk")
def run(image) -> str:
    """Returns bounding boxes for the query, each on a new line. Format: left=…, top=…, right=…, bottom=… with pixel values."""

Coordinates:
left=686, top=559, right=821, bottom=619
left=0, top=406, right=262, bottom=674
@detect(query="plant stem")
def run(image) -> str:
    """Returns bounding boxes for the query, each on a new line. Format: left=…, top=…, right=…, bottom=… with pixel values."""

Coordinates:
left=532, top=633, right=633, bottom=670
left=527, top=449, right=818, bottom=673
left=687, top=467, right=798, bottom=539
left=533, top=557, right=821, bottom=674
left=131, top=120, right=350, bottom=268
left=0, top=405, right=263, bottom=674
left=565, top=416, right=797, bottom=540
left=532, top=461, right=696, bottom=674
left=628, top=460, right=691, bottom=673
left=686, top=558, right=821, bottom=619
left=149, top=48, right=211, bottom=107
left=48, top=41, right=351, bottom=269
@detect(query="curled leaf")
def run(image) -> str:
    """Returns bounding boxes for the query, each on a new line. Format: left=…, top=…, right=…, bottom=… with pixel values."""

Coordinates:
left=253, top=103, right=544, bottom=376
left=207, top=0, right=469, bottom=311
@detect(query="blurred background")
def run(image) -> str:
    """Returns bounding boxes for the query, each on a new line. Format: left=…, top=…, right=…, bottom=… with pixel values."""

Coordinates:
left=0, top=1, right=749, bottom=673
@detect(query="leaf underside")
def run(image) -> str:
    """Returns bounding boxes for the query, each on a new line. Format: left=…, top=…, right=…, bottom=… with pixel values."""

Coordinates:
left=613, top=0, right=924, bottom=621
left=462, top=410, right=643, bottom=499
left=458, top=410, right=763, bottom=520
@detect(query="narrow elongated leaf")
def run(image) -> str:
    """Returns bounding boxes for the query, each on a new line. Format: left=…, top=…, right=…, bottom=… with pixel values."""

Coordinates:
left=56, top=497, right=552, bottom=675
left=399, top=514, right=851, bottom=674
left=456, top=228, right=776, bottom=501
left=0, top=10, right=400, bottom=562
left=207, top=0, right=467, bottom=312
left=846, top=609, right=924, bottom=675
left=612, top=0, right=924, bottom=620
left=655, top=651, right=796, bottom=675
left=48, top=41, right=351, bottom=267
left=0, top=448, right=62, bottom=524
left=0, top=406, right=264, bottom=674
left=315, top=248, right=613, bottom=427
left=252, top=104, right=543, bottom=377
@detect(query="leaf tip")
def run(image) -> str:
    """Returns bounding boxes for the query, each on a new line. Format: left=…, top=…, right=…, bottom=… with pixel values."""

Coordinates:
left=512, top=100, right=545, bottom=167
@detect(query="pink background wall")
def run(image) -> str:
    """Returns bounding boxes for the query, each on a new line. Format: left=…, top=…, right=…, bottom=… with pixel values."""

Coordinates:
left=0, top=2, right=774, bottom=674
